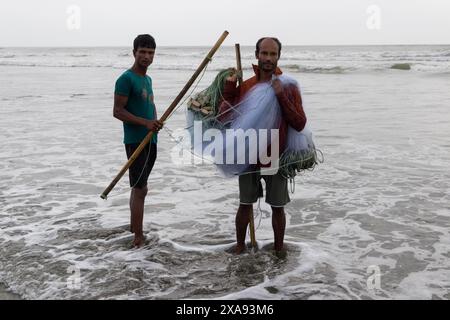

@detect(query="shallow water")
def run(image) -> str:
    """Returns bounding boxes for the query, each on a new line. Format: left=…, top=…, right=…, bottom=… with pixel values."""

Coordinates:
left=0, top=46, right=449, bottom=299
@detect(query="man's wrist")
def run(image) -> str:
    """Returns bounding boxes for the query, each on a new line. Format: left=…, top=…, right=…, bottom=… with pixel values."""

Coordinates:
left=139, top=118, right=148, bottom=127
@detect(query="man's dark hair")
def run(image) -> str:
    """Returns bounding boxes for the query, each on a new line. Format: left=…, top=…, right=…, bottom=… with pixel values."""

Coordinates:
left=255, top=37, right=282, bottom=57
left=133, top=34, right=156, bottom=51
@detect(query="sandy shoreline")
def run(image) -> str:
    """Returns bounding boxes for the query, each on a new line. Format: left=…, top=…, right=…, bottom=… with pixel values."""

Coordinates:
left=0, top=283, right=21, bottom=300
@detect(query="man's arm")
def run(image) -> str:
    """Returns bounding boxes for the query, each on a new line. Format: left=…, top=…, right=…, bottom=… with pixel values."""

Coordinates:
left=113, top=94, right=163, bottom=132
left=150, top=94, right=158, bottom=119
left=272, top=80, right=307, bottom=131
left=217, top=70, right=240, bottom=122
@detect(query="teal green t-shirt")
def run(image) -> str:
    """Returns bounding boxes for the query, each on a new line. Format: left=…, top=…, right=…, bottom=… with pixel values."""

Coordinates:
left=114, top=69, right=158, bottom=144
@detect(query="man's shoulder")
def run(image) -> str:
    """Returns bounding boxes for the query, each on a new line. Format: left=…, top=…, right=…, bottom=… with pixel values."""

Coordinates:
left=279, top=74, right=299, bottom=86
left=117, top=69, right=133, bottom=81
left=115, top=70, right=135, bottom=96
left=279, top=74, right=300, bottom=93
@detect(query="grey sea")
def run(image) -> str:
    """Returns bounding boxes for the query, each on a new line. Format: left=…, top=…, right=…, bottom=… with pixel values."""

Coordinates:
left=0, top=45, right=449, bottom=299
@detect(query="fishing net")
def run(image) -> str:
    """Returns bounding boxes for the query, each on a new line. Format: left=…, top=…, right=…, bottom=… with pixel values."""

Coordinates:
left=186, top=68, right=233, bottom=131
left=186, top=70, right=321, bottom=178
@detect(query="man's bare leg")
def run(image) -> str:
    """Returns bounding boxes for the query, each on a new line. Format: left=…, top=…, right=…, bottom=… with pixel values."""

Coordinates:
left=130, top=185, right=148, bottom=247
left=271, top=207, right=286, bottom=252
left=235, top=204, right=253, bottom=254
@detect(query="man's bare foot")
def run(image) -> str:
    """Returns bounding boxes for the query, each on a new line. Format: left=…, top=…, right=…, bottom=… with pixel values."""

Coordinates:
left=274, top=248, right=287, bottom=259
left=235, top=244, right=246, bottom=255
left=133, top=234, right=146, bottom=248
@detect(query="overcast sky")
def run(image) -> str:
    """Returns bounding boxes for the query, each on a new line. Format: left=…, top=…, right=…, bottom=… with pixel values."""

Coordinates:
left=1, top=0, right=449, bottom=46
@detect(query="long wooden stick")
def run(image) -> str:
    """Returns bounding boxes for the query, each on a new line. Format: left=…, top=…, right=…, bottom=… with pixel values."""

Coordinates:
left=234, top=43, right=243, bottom=87
left=101, top=31, right=229, bottom=199
left=235, top=43, right=256, bottom=249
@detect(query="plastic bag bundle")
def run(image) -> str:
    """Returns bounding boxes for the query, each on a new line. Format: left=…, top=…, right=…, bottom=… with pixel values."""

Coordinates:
left=186, top=73, right=320, bottom=178
left=216, top=82, right=283, bottom=176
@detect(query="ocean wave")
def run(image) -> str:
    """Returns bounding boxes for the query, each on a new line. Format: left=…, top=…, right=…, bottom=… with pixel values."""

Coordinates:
left=1, top=60, right=448, bottom=74
left=15, top=95, right=43, bottom=100
left=0, top=62, right=116, bottom=68
left=390, top=63, right=411, bottom=70
left=0, top=62, right=37, bottom=67
left=381, top=52, right=450, bottom=59
left=0, top=54, right=15, bottom=58
left=156, top=51, right=206, bottom=58
left=0, top=61, right=406, bottom=73
left=70, top=94, right=87, bottom=98
left=283, top=64, right=349, bottom=74
left=69, top=64, right=114, bottom=68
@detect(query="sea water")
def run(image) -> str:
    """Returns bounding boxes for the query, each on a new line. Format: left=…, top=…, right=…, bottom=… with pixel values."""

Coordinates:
left=0, top=45, right=449, bottom=299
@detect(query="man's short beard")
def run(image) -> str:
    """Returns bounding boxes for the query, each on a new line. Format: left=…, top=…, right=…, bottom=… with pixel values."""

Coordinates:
left=259, top=60, right=276, bottom=73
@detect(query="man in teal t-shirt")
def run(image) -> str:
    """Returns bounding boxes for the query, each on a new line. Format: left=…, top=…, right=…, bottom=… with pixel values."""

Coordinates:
left=113, top=34, right=164, bottom=248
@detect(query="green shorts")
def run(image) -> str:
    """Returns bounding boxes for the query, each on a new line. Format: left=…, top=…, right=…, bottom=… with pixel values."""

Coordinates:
left=238, top=168, right=290, bottom=207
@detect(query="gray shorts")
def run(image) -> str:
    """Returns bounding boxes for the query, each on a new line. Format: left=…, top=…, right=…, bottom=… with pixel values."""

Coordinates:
left=238, top=168, right=290, bottom=207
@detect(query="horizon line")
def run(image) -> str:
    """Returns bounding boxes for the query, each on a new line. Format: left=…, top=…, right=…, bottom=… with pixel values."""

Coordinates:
left=1, top=43, right=450, bottom=48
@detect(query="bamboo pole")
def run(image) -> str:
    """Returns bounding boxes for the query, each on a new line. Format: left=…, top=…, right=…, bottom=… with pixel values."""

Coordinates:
left=100, top=31, right=229, bottom=199
left=234, top=43, right=243, bottom=87
left=235, top=43, right=257, bottom=250
left=249, top=210, right=257, bottom=249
